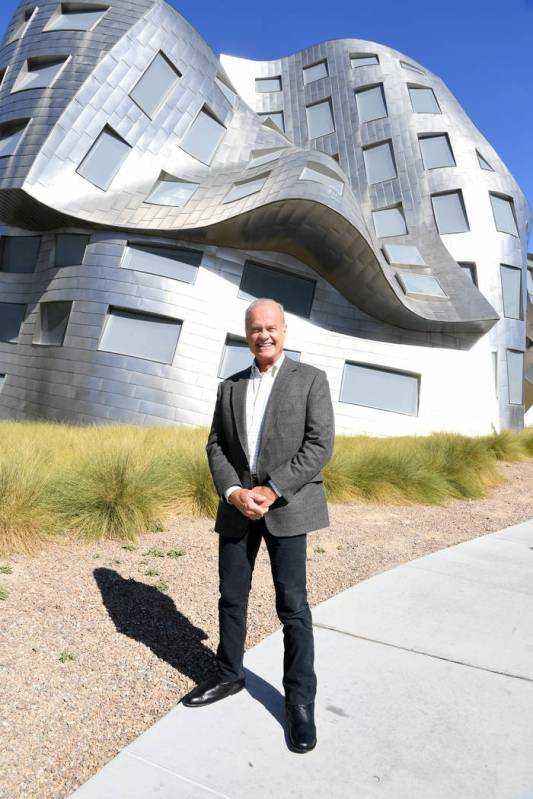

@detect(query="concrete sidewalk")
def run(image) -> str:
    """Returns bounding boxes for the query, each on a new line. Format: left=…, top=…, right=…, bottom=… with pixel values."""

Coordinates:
left=69, top=520, right=533, bottom=799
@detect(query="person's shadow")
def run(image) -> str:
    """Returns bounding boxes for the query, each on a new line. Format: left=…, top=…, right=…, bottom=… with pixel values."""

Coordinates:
left=94, top=568, right=287, bottom=731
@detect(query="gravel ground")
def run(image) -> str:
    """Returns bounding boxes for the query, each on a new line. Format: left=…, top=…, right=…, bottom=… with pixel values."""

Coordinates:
left=2, top=459, right=533, bottom=799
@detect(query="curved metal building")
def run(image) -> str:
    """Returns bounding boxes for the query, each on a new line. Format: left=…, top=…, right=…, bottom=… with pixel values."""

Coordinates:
left=0, top=0, right=530, bottom=434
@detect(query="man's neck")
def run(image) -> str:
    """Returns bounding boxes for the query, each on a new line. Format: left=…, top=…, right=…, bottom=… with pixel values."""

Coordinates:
left=254, top=351, right=285, bottom=375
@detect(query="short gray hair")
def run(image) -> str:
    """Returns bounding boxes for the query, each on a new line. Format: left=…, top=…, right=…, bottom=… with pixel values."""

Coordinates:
left=245, top=298, right=286, bottom=329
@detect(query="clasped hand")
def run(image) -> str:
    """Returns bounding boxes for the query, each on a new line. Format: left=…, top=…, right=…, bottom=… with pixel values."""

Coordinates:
left=229, top=486, right=277, bottom=520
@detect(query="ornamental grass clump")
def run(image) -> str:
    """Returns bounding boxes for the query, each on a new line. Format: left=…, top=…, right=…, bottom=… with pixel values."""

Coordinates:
left=0, top=445, right=53, bottom=556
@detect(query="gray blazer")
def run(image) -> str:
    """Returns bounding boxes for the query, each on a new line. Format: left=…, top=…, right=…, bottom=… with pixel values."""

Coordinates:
left=206, top=357, right=335, bottom=537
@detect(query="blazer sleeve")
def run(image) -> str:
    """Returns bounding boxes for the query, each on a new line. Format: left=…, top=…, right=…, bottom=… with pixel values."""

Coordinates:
left=206, top=381, right=242, bottom=498
left=267, top=370, right=335, bottom=502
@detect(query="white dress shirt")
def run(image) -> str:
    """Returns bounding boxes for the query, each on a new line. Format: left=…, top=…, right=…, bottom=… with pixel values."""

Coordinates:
left=225, top=353, right=284, bottom=501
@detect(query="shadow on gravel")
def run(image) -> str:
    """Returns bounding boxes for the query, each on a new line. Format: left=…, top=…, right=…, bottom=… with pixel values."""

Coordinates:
left=94, top=568, right=216, bottom=684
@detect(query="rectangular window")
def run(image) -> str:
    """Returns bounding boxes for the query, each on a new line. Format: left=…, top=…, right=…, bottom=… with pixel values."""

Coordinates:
left=12, top=56, right=69, bottom=92
left=129, top=52, right=181, bottom=118
left=44, top=3, right=109, bottom=32
left=400, top=61, right=425, bottom=75
left=372, top=206, right=407, bottom=238
left=419, top=134, right=455, bottom=169
left=223, top=173, right=269, bottom=203
left=500, top=264, right=522, bottom=320
left=180, top=107, right=225, bottom=165
left=76, top=126, right=131, bottom=191
left=0, top=68, right=7, bottom=88
left=303, top=60, right=328, bottom=84
left=145, top=178, right=198, bottom=207
left=383, top=243, right=426, bottom=266
left=239, top=261, right=315, bottom=318
left=363, top=140, right=397, bottom=184
left=355, top=84, right=387, bottom=123
left=490, top=194, right=518, bottom=236
left=55, top=233, right=89, bottom=267
left=306, top=99, right=335, bottom=139
left=258, top=111, right=285, bottom=131
left=34, top=301, right=72, bottom=346
left=215, top=75, right=236, bottom=106
left=0, top=302, right=25, bottom=343
left=299, top=162, right=343, bottom=194
left=122, top=243, right=202, bottom=284
left=247, top=148, right=285, bottom=169
left=0, top=374, right=5, bottom=391
left=396, top=271, right=448, bottom=300
left=218, top=336, right=301, bottom=379
left=409, top=86, right=441, bottom=113
left=527, top=268, right=533, bottom=298
left=0, top=236, right=41, bottom=273
left=477, top=151, right=493, bottom=171
left=507, top=349, right=524, bottom=405
left=255, top=76, right=282, bottom=92
left=99, top=307, right=182, bottom=364
left=350, top=54, right=379, bottom=68
left=340, top=361, right=419, bottom=416
left=492, top=351, right=498, bottom=396
left=431, top=191, right=469, bottom=234
left=0, top=120, right=30, bottom=158
left=458, top=262, right=478, bottom=286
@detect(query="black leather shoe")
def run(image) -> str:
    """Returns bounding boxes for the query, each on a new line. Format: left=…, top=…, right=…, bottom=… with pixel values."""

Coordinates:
left=286, top=702, right=317, bottom=753
left=181, top=675, right=245, bottom=707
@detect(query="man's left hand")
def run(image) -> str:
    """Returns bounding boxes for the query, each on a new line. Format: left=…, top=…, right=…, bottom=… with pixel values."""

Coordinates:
left=250, top=485, right=278, bottom=509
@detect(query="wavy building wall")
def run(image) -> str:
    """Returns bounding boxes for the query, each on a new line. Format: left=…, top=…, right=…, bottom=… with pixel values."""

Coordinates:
left=0, top=0, right=530, bottom=434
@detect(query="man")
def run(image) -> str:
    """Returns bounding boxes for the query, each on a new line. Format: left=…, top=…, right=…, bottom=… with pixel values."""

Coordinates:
left=182, top=298, right=335, bottom=753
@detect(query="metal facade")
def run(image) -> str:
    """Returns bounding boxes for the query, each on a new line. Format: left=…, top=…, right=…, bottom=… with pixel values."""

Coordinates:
left=0, top=0, right=530, bottom=434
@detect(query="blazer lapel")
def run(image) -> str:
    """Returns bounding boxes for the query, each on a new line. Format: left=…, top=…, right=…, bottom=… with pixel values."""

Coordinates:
left=258, top=357, right=298, bottom=455
left=231, top=367, right=251, bottom=461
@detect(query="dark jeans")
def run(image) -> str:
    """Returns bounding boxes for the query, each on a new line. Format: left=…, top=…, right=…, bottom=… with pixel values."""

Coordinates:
left=216, top=518, right=316, bottom=705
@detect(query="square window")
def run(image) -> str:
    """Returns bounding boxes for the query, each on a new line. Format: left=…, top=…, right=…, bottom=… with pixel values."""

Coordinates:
left=122, top=243, right=201, bottom=284
left=431, top=191, right=469, bottom=234
left=224, top=173, right=269, bottom=203
left=0, top=302, right=25, bottom=343
left=99, top=307, right=181, bottom=364
left=419, top=134, right=455, bottom=169
left=299, top=162, right=343, bottom=195
left=129, top=52, right=181, bottom=118
left=409, top=86, right=441, bottom=113
left=55, top=233, right=89, bottom=267
left=239, top=261, right=315, bottom=318
left=396, top=271, right=448, bottom=300
left=44, top=3, right=108, bottom=32
left=34, top=301, right=72, bottom=346
left=0, top=236, right=41, bottom=273
left=350, top=54, right=379, bottom=68
left=340, top=361, right=419, bottom=416
left=303, top=61, right=328, bottom=84
left=258, top=111, right=285, bottom=131
left=180, top=107, right=225, bottom=165
left=363, top=141, right=397, bottom=184
left=372, top=206, right=407, bottom=237
left=12, top=56, right=69, bottom=93
left=306, top=99, right=335, bottom=139
left=507, top=349, right=524, bottom=405
left=145, top=178, right=198, bottom=207
left=355, top=84, right=387, bottom=123
left=0, top=120, right=30, bottom=158
left=215, top=75, right=237, bottom=105
left=255, top=76, right=282, bottom=92
left=490, top=194, right=518, bottom=236
left=458, top=262, right=478, bottom=286
left=500, top=264, right=522, bottom=320
left=77, top=126, right=131, bottom=191
left=383, top=243, right=426, bottom=266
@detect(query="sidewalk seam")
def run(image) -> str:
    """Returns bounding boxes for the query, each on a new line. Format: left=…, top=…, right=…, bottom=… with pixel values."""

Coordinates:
left=124, top=752, right=235, bottom=799
left=312, top=622, right=533, bottom=683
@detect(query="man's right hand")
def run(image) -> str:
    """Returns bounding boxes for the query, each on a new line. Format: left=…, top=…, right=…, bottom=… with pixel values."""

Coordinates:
left=228, top=488, right=269, bottom=520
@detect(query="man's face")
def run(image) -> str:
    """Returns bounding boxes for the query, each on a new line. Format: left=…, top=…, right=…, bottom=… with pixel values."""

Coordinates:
left=245, top=302, right=287, bottom=370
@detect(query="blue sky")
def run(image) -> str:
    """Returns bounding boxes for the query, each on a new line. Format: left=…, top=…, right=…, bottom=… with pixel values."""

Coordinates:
left=1, top=0, right=532, bottom=242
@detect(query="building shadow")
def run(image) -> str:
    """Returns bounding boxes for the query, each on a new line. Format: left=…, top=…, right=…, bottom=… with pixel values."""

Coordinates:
left=94, top=568, right=217, bottom=685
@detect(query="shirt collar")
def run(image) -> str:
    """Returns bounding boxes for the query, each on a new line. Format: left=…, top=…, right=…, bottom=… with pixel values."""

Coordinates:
left=251, top=351, right=285, bottom=378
